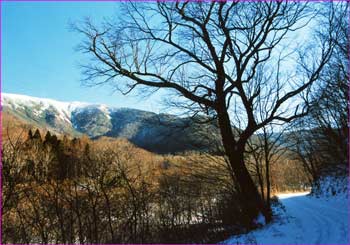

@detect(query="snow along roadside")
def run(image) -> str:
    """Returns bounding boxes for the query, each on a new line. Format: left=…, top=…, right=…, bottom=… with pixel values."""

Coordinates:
left=222, top=192, right=349, bottom=244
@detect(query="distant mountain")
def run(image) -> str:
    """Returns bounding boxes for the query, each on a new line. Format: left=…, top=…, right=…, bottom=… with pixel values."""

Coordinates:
left=2, top=93, right=219, bottom=153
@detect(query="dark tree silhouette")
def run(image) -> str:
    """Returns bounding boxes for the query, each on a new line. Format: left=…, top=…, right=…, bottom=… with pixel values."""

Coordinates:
left=290, top=2, right=348, bottom=182
left=309, top=2, right=348, bottom=166
left=75, top=2, right=335, bottom=225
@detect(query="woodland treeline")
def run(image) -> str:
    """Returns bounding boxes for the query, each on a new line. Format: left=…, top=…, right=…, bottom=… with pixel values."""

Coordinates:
left=3, top=123, right=309, bottom=244
left=2, top=107, right=344, bottom=243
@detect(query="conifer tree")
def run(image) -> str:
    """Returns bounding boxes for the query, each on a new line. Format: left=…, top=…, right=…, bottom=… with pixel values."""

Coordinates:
left=28, top=129, right=33, bottom=140
left=33, top=129, right=42, bottom=140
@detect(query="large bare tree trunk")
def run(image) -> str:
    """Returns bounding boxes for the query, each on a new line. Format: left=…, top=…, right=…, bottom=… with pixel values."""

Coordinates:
left=217, top=107, right=271, bottom=226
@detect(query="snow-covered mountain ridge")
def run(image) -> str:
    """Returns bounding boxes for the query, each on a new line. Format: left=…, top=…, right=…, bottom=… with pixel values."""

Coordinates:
left=2, top=93, right=91, bottom=123
left=2, top=93, right=218, bottom=153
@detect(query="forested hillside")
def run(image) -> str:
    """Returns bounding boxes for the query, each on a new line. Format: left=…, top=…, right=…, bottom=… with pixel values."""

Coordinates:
left=3, top=114, right=310, bottom=243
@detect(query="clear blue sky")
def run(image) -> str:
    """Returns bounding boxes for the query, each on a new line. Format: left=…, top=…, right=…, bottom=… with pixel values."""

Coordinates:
left=2, top=1, right=319, bottom=116
left=2, top=1, right=162, bottom=112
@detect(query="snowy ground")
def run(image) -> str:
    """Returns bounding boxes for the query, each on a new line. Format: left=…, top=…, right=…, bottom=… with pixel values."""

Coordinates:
left=223, top=192, right=349, bottom=244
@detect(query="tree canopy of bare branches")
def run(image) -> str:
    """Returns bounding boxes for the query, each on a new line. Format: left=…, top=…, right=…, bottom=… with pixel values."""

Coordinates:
left=75, top=1, right=336, bottom=225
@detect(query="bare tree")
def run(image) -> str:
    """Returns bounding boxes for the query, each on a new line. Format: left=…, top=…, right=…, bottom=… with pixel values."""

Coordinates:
left=309, top=2, right=348, bottom=166
left=290, top=2, right=348, bottom=183
left=2, top=127, right=27, bottom=215
left=75, top=1, right=334, bottom=224
left=247, top=124, right=287, bottom=211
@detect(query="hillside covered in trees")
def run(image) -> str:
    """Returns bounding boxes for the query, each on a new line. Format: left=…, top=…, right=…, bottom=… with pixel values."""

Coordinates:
left=3, top=113, right=312, bottom=243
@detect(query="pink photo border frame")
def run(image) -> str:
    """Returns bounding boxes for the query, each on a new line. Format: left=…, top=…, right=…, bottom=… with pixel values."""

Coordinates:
left=0, top=0, right=349, bottom=244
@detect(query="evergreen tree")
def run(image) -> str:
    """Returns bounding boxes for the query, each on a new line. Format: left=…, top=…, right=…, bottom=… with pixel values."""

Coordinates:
left=33, top=129, right=42, bottom=141
left=27, top=129, right=33, bottom=140
left=44, top=131, right=52, bottom=144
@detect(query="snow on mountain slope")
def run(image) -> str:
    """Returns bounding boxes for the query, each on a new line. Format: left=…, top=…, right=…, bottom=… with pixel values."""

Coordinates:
left=1, top=93, right=117, bottom=138
left=2, top=93, right=93, bottom=123
left=222, top=179, right=349, bottom=244
left=1, top=93, right=219, bottom=153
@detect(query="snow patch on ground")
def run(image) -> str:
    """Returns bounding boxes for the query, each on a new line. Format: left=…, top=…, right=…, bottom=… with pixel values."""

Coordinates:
left=311, top=174, right=349, bottom=200
left=253, top=213, right=266, bottom=226
left=222, top=177, right=349, bottom=244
